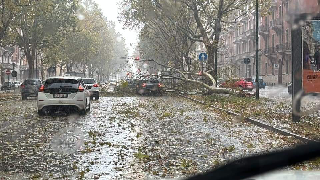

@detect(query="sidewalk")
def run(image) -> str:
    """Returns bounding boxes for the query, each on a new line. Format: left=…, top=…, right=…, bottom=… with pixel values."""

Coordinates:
left=185, top=92, right=320, bottom=141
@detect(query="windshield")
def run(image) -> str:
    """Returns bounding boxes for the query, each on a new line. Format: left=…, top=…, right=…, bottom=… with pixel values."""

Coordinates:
left=1, top=0, right=320, bottom=180
left=82, top=79, right=95, bottom=84
left=24, top=80, right=38, bottom=85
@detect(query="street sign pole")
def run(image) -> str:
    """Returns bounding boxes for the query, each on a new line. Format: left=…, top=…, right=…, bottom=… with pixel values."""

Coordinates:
left=246, top=64, right=248, bottom=78
left=255, top=0, right=260, bottom=99
left=201, top=56, right=204, bottom=78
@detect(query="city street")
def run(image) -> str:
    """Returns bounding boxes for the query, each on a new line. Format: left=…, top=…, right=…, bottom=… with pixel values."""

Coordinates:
left=0, top=95, right=298, bottom=179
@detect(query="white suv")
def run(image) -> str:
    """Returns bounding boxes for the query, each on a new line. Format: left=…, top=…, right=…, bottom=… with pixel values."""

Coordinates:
left=82, top=78, right=100, bottom=100
left=37, top=77, right=91, bottom=116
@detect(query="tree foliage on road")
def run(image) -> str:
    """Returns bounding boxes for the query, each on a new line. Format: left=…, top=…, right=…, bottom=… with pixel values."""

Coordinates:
left=120, top=0, right=271, bottom=92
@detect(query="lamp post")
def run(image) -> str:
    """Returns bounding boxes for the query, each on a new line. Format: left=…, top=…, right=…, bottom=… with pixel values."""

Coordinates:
left=255, top=0, right=259, bottom=99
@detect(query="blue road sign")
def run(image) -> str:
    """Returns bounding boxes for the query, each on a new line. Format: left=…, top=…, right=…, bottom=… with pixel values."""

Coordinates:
left=199, top=53, right=208, bottom=61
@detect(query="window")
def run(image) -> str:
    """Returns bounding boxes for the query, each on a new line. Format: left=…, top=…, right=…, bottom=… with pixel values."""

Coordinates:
left=272, top=34, right=275, bottom=51
left=272, top=10, right=275, bottom=20
left=279, top=6, right=282, bottom=19
left=265, top=62, right=268, bottom=75
left=272, top=63, right=275, bottom=75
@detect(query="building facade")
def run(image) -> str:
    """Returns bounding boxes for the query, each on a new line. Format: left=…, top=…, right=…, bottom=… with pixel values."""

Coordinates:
left=219, top=0, right=295, bottom=85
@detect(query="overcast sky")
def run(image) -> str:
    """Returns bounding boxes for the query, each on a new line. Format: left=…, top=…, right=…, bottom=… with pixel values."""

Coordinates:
left=93, top=0, right=139, bottom=55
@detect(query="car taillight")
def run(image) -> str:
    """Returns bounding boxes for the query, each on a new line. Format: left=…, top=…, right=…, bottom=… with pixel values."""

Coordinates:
left=93, top=84, right=99, bottom=87
left=39, top=85, right=44, bottom=92
left=78, top=85, right=84, bottom=92
left=142, top=83, right=146, bottom=87
left=21, top=84, right=25, bottom=89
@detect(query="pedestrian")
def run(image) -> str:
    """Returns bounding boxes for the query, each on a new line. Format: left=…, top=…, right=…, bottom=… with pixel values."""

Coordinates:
left=315, top=46, right=320, bottom=70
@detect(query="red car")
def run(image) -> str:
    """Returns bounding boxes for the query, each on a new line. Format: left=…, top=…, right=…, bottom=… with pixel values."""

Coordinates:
left=220, top=78, right=253, bottom=91
left=235, top=78, right=253, bottom=91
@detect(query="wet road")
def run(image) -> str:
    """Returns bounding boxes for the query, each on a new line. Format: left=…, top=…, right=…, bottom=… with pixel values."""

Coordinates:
left=0, top=96, right=297, bottom=179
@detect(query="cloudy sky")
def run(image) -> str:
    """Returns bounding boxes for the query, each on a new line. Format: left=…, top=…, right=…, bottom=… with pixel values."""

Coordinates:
left=93, top=0, right=139, bottom=55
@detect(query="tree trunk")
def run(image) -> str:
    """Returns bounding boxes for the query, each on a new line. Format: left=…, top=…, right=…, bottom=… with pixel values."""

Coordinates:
left=206, top=45, right=215, bottom=85
left=40, top=59, right=45, bottom=80
left=83, top=64, right=86, bottom=77
left=59, top=66, right=63, bottom=76
left=26, top=51, right=34, bottom=79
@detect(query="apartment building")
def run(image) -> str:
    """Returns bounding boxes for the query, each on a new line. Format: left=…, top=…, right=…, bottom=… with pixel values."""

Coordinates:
left=219, top=0, right=294, bottom=85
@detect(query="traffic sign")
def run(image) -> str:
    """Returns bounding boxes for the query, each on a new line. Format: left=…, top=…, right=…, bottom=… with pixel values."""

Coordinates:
left=5, top=69, right=10, bottom=75
left=199, top=53, right=208, bottom=61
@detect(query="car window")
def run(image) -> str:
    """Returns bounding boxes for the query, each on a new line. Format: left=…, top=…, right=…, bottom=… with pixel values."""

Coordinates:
left=82, top=79, right=95, bottom=84
left=24, top=80, right=38, bottom=85
left=149, top=79, right=159, bottom=83
left=44, top=79, right=79, bottom=89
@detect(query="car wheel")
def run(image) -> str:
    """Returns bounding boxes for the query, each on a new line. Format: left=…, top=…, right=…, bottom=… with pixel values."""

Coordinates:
left=80, top=108, right=87, bottom=115
left=80, top=100, right=88, bottom=115
left=87, top=101, right=91, bottom=112
left=22, top=94, right=27, bottom=100
left=38, top=110, right=45, bottom=116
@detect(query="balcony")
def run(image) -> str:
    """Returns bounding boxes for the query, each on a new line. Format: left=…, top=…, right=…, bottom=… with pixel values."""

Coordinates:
left=259, top=25, right=269, bottom=38
left=241, top=16, right=249, bottom=23
left=272, top=18, right=283, bottom=33
left=264, top=47, right=277, bottom=59
left=243, top=52, right=251, bottom=59
left=271, top=0, right=277, bottom=9
left=246, top=29, right=255, bottom=40
left=264, top=48, right=269, bottom=56
left=234, top=36, right=241, bottom=44
left=285, top=42, right=291, bottom=54
left=269, top=47, right=277, bottom=59
left=239, top=33, right=248, bottom=43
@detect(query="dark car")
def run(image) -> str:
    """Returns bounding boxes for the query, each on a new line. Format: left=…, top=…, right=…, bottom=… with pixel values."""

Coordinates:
left=1, top=82, right=14, bottom=91
left=252, top=78, right=266, bottom=89
left=127, top=78, right=139, bottom=89
left=21, top=79, right=42, bottom=100
left=136, top=79, right=163, bottom=95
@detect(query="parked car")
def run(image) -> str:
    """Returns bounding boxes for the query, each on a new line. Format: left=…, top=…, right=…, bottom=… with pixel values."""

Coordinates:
left=37, top=76, right=91, bottom=116
left=250, top=78, right=266, bottom=89
left=220, top=78, right=253, bottom=91
left=127, top=78, right=139, bottom=89
left=21, top=79, right=42, bottom=100
left=0, top=82, right=14, bottom=91
left=236, top=78, right=254, bottom=91
left=82, top=78, right=100, bottom=100
left=13, top=81, right=21, bottom=89
left=136, top=78, right=163, bottom=95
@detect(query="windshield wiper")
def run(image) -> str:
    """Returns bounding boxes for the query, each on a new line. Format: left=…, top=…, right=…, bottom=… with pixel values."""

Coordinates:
left=186, top=142, right=320, bottom=180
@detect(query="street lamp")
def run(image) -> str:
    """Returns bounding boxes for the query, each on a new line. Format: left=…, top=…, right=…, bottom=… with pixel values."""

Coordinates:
left=255, top=0, right=259, bottom=99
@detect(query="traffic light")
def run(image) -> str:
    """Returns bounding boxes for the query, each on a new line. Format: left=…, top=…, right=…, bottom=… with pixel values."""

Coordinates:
left=244, top=58, right=250, bottom=64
